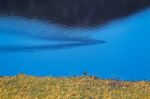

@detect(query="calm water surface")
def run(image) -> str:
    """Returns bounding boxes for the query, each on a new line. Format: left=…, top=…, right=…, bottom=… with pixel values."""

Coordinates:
left=0, top=8, right=150, bottom=81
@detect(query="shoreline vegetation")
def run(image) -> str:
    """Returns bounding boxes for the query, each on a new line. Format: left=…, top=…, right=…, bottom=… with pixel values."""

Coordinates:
left=0, top=74, right=150, bottom=99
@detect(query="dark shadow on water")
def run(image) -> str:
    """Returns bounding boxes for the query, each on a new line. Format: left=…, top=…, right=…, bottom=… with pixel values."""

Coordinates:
left=0, top=0, right=150, bottom=27
left=0, top=39, right=106, bottom=53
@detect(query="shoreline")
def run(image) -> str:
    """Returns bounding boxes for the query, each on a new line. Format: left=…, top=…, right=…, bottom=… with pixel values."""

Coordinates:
left=0, top=74, right=150, bottom=98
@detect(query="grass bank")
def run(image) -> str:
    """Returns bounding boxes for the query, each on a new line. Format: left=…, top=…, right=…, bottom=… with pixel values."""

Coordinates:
left=0, top=74, right=150, bottom=99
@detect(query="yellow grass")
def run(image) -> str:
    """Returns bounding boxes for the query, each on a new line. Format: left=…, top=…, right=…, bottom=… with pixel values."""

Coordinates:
left=0, top=74, right=150, bottom=99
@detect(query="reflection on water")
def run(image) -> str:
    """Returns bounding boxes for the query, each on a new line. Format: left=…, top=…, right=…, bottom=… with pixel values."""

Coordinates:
left=0, top=16, right=105, bottom=52
left=0, top=8, right=150, bottom=81
left=0, top=0, right=149, bottom=26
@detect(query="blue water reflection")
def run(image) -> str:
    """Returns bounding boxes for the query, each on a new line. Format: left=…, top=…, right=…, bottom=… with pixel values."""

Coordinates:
left=0, top=8, right=150, bottom=81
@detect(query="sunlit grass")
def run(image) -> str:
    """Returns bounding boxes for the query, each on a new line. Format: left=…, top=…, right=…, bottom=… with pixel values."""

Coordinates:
left=0, top=74, right=150, bottom=99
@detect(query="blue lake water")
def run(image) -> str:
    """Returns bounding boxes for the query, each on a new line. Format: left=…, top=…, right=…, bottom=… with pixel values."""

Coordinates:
left=0, top=8, right=150, bottom=81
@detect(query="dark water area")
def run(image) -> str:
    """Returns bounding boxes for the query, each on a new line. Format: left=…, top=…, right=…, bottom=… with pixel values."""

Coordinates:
left=0, top=0, right=150, bottom=26
left=0, top=1, right=150, bottom=81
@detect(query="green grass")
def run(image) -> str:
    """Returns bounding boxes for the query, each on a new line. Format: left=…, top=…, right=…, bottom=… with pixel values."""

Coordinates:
left=0, top=74, right=150, bottom=99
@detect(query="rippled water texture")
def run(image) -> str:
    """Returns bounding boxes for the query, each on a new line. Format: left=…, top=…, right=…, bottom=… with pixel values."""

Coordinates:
left=0, top=16, right=105, bottom=52
left=0, top=8, right=150, bottom=81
